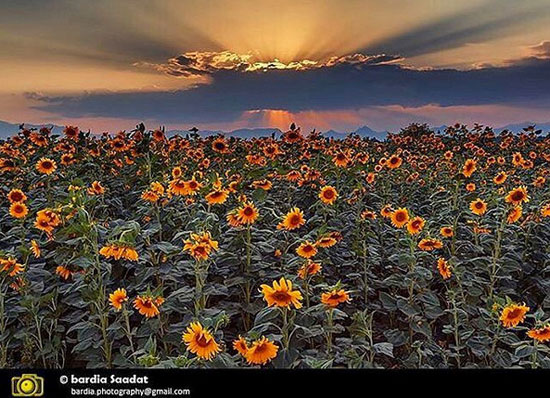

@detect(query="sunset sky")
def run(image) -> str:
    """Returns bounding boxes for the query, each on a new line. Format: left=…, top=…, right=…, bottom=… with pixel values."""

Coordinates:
left=1, top=0, right=550, bottom=133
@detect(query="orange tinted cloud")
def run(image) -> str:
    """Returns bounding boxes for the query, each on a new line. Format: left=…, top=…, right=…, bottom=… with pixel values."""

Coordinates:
left=136, top=51, right=403, bottom=78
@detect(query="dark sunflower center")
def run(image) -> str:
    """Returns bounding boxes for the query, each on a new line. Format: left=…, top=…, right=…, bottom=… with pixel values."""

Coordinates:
left=511, top=191, right=524, bottom=201
left=196, top=333, right=210, bottom=347
left=272, top=292, right=291, bottom=301
left=396, top=213, right=406, bottom=221
left=141, top=300, right=153, bottom=309
left=254, top=343, right=267, bottom=353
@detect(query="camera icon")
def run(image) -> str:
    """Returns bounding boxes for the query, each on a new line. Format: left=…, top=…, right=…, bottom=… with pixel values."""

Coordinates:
left=11, top=374, right=44, bottom=397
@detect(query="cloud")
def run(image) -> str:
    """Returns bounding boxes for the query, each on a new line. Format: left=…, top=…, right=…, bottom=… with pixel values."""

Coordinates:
left=364, top=0, right=550, bottom=58
left=529, top=41, right=550, bottom=59
left=29, top=51, right=550, bottom=128
left=135, top=51, right=404, bottom=78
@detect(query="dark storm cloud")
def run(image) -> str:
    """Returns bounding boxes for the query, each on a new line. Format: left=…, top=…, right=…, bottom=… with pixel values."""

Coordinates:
left=364, top=0, right=550, bottom=58
left=30, top=55, right=550, bottom=124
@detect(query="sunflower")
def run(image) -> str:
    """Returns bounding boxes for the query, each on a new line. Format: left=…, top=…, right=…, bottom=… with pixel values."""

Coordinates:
left=245, top=337, right=279, bottom=365
left=321, top=289, right=351, bottom=307
left=0, top=257, right=24, bottom=277
left=315, top=236, right=337, bottom=248
left=36, top=158, right=57, bottom=174
left=319, top=186, right=338, bottom=205
left=505, top=186, right=529, bottom=206
left=493, top=171, right=507, bottom=185
left=469, top=198, right=487, bottom=215
left=390, top=208, right=409, bottom=228
left=332, top=152, right=350, bottom=167
left=63, top=125, right=79, bottom=139
left=34, top=209, right=61, bottom=235
left=252, top=179, right=272, bottom=190
left=542, top=204, right=550, bottom=218
left=500, top=303, right=529, bottom=328
left=152, top=129, right=165, bottom=142
left=260, top=277, right=303, bottom=309
left=7, top=189, right=27, bottom=203
left=184, top=243, right=210, bottom=261
left=172, top=166, right=183, bottom=179
left=55, top=265, right=72, bottom=280
left=237, top=202, right=259, bottom=224
left=9, top=202, right=28, bottom=218
left=35, top=215, right=54, bottom=234
left=297, top=261, right=322, bottom=279
left=380, top=204, right=393, bottom=218
left=227, top=212, right=243, bottom=227
left=296, top=241, right=318, bottom=258
left=87, top=181, right=105, bottom=195
left=150, top=182, right=164, bottom=196
left=141, top=190, right=160, bottom=202
left=211, top=137, right=229, bottom=153
left=277, top=207, right=305, bottom=230
left=182, top=322, right=221, bottom=360
left=387, top=154, right=402, bottom=169
left=465, top=183, right=476, bottom=192
left=60, top=153, right=75, bottom=165
left=406, top=216, right=425, bottom=235
left=512, top=152, right=524, bottom=166
left=185, top=178, right=202, bottom=195
left=507, top=206, right=522, bottom=223
left=30, top=240, right=40, bottom=258
left=437, top=258, right=451, bottom=279
left=462, top=158, right=477, bottom=177
left=366, top=172, right=376, bottom=184
left=361, top=210, right=377, bottom=220
left=527, top=325, right=550, bottom=342
left=418, top=238, right=443, bottom=251
left=233, top=336, right=249, bottom=356
left=99, top=244, right=139, bottom=261
left=109, top=288, right=128, bottom=311
left=133, top=295, right=162, bottom=318
left=533, top=176, right=546, bottom=187
left=440, top=226, right=453, bottom=238
left=283, top=128, right=302, bottom=143
left=169, top=179, right=189, bottom=195
left=205, top=189, right=229, bottom=205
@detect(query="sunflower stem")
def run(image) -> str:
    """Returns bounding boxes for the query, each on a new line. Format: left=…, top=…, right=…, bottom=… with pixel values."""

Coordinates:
left=326, top=308, right=334, bottom=354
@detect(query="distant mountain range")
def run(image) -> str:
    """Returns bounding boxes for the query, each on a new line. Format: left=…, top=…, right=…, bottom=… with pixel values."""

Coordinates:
left=0, top=120, right=64, bottom=138
left=1, top=120, right=549, bottom=140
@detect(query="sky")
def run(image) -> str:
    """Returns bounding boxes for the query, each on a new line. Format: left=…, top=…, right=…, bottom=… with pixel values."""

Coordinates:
left=1, top=0, right=550, bottom=133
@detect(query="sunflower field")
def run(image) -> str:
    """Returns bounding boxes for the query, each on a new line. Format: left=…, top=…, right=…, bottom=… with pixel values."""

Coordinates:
left=1, top=123, right=550, bottom=369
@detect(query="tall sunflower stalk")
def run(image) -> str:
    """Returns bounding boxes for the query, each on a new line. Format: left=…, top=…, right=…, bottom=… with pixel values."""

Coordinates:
left=0, top=276, right=8, bottom=367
